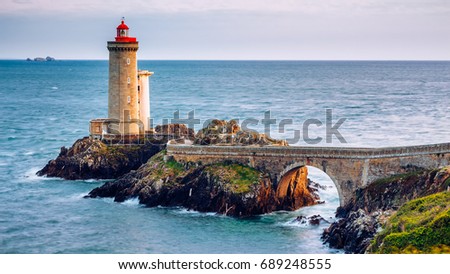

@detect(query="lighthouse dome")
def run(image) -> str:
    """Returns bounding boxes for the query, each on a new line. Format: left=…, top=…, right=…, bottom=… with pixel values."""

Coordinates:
left=117, top=20, right=129, bottom=30
left=114, top=19, right=136, bottom=42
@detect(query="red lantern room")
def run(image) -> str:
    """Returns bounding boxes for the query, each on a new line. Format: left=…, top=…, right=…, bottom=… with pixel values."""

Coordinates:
left=115, top=19, right=137, bottom=42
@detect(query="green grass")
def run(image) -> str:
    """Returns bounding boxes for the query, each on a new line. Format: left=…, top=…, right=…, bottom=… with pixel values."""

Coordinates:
left=165, top=159, right=185, bottom=173
left=139, top=151, right=187, bottom=184
left=444, top=177, right=450, bottom=188
left=370, top=191, right=450, bottom=253
left=206, top=163, right=260, bottom=194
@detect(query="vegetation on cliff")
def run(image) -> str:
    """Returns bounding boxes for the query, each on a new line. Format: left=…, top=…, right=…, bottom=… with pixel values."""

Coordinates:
left=369, top=191, right=450, bottom=254
left=204, top=163, right=260, bottom=194
left=323, top=166, right=450, bottom=253
left=38, top=123, right=316, bottom=217
left=87, top=151, right=319, bottom=217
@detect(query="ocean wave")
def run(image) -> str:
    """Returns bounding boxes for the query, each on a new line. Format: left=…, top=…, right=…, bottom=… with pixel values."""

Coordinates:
left=54, top=192, right=89, bottom=203
left=22, top=167, right=49, bottom=182
left=121, top=197, right=142, bottom=207
left=74, top=178, right=111, bottom=184
left=157, top=206, right=220, bottom=217
left=175, top=207, right=217, bottom=216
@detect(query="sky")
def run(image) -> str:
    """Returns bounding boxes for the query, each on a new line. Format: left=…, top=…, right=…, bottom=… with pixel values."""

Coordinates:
left=1, top=0, right=450, bottom=60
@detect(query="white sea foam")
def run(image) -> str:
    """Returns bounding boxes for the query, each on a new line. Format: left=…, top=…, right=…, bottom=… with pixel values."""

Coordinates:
left=54, top=192, right=88, bottom=203
left=21, top=166, right=67, bottom=183
left=121, top=197, right=141, bottom=207
left=171, top=207, right=219, bottom=217
left=22, top=167, right=46, bottom=182
left=81, top=178, right=110, bottom=183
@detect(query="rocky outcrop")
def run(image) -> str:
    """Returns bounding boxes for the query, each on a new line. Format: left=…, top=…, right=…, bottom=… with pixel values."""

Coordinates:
left=36, top=124, right=198, bottom=180
left=322, top=209, right=381, bottom=253
left=87, top=152, right=320, bottom=217
left=38, top=120, right=287, bottom=181
left=294, top=214, right=330, bottom=226
left=322, top=167, right=450, bottom=253
left=154, top=124, right=195, bottom=139
left=194, top=119, right=288, bottom=146
left=37, top=137, right=165, bottom=180
left=276, top=166, right=319, bottom=210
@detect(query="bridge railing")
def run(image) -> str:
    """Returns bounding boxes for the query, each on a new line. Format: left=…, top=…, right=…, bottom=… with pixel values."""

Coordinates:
left=166, top=142, right=450, bottom=159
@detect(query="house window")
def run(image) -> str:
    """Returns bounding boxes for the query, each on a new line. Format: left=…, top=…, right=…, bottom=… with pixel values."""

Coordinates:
left=126, top=58, right=130, bottom=65
left=127, top=96, right=131, bottom=104
left=127, top=77, right=131, bottom=84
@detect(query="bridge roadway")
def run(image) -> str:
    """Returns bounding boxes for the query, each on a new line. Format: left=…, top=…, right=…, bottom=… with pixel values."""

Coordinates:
left=166, top=142, right=450, bottom=206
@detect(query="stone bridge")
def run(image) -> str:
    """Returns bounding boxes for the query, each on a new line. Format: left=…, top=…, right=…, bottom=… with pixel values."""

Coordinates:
left=166, top=143, right=450, bottom=206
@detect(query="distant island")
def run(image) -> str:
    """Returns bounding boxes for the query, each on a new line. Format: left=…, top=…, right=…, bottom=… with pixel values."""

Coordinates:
left=26, top=56, right=55, bottom=62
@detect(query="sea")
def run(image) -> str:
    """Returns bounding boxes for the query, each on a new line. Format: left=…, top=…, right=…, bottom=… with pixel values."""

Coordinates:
left=0, top=60, right=449, bottom=253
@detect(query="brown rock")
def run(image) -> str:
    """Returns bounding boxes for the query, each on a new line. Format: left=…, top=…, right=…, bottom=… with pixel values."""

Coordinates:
left=37, top=137, right=165, bottom=180
left=87, top=152, right=321, bottom=217
left=154, top=124, right=195, bottom=139
left=276, top=166, right=319, bottom=210
left=194, top=119, right=288, bottom=146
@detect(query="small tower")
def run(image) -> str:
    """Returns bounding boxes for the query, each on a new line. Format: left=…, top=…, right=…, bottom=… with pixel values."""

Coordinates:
left=138, top=70, right=154, bottom=131
left=90, top=19, right=153, bottom=141
left=107, top=19, right=140, bottom=135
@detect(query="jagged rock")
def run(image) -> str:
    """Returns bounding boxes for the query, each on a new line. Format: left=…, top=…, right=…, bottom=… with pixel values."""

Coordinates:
left=308, top=214, right=329, bottom=225
left=87, top=152, right=319, bottom=217
left=322, top=167, right=450, bottom=253
left=308, top=180, right=329, bottom=192
left=322, top=209, right=379, bottom=253
left=154, top=124, right=195, bottom=139
left=295, top=214, right=329, bottom=225
left=194, top=119, right=288, bottom=146
left=276, top=166, right=319, bottom=210
left=37, top=137, right=165, bottom=180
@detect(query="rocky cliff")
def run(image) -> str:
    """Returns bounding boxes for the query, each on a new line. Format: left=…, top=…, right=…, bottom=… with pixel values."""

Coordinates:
left=38, top=122, right=317, bottom=217
left=37, top=137, right=165, bottom=180
left=322, top=166, right=450, bottom=253
left=87, top=151, right=319, bottom=217
left=37, top=121, right=287, bottom=181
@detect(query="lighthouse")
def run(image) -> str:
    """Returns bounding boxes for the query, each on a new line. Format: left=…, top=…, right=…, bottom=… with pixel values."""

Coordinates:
left=90, top=19, right=153, bottom=141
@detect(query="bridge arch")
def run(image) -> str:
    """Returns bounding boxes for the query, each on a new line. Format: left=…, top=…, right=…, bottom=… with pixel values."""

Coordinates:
left=278, top=162, right=344, bottom=207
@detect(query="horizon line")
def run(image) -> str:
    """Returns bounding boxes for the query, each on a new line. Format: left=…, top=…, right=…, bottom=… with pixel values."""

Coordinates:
left=2, top=58, right=450, bottom=62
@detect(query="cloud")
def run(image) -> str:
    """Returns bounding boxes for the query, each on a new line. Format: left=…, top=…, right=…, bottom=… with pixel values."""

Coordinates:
left=2, top=0, right=450, bottom=16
